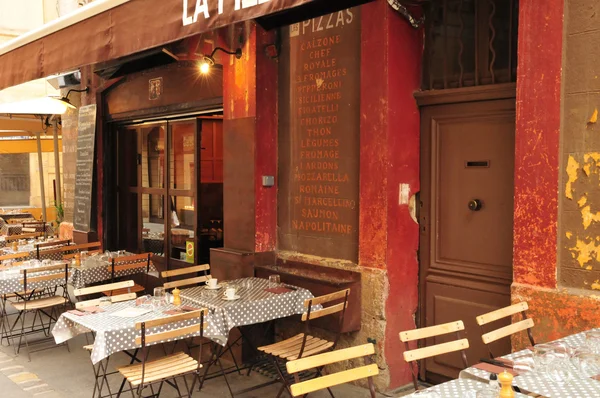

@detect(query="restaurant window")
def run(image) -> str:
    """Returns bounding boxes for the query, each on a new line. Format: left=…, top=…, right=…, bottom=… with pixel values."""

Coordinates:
left=116, top=116, right=223, bottom=270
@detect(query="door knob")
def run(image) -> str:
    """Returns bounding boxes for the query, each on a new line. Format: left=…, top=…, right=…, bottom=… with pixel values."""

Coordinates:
left=468, top=199, right=483, bottom=211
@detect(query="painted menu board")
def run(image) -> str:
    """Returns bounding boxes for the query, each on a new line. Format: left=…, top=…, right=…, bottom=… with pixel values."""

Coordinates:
left=73, top=104, right=97, bottom=232
left=278, top=8, right=360, bottom=262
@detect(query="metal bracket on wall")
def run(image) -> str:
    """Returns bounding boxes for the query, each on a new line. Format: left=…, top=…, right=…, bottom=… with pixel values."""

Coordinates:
left=387, top=0, right=426, bottom=29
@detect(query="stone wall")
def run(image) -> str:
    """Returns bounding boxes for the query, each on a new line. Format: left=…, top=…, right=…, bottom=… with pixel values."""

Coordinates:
left=0, top=154, right=30, bottom=206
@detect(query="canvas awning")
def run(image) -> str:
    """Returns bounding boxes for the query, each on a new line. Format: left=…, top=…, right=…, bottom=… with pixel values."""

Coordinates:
left=0, top=0, right=322, bottom=91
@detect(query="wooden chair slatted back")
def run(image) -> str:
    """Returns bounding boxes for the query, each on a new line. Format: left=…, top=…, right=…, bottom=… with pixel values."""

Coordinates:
left=63, top=249, right=102, bottom=260
left=75, top=292, right=137, bottom=309
left=74, top=280, right=135, bottom=297
left=302, top=288, right=350, bottom=321
left=164, top=275, right=210, bottom=290
left=20, top=264, right=70, bottom=290
left=5, top=232, right=42, bottom=241
left=161, top=264, right=210, bottom=289
left=399, top=320, right=469, bottom=391
left=0, top=252, right=29, bottom=263
left=160, top=264, right=210, bottom=278
left=36, top=239, right=70, bottom=249
left=286, top=344, right=378, bottom=398
left=476, top=301, right=535, bottom=358
left=106, top=253, right=151, bottom=283
left=134, top=309, right=208, bottom=345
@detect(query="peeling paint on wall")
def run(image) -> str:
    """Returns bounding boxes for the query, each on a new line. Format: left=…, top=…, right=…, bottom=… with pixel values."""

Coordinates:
left=565, top=155, right=579, bottom=199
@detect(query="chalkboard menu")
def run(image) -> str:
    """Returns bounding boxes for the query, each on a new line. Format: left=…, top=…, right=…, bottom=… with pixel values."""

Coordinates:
left=73, top=104, right=97, bottom=232
left=278, top=9, right=360, bottom=262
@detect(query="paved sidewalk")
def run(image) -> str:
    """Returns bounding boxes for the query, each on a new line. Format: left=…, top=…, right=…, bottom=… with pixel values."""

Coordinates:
left=0, top=333, right=392, bottom=397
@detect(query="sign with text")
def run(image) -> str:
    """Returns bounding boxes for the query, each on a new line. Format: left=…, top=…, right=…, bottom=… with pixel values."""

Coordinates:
left=73, top=104, right=97, bottom=232
left=278, top=8, right=360, bottom=262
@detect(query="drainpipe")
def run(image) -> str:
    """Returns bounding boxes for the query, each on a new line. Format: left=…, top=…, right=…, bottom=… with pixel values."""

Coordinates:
left=53, top=119, right=62, bottom=207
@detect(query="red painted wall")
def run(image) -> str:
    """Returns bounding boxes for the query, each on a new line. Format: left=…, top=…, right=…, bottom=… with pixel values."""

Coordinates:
left=513, top=0, right=562, bottom=289
left=360, top=0, right=422, bottom=388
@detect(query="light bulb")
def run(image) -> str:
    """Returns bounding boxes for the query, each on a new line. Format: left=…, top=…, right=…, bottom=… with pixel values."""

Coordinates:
left=199, top=62, right=210, bottom=74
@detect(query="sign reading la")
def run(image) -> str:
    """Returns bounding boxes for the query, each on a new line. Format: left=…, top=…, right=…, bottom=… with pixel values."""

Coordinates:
left=182, top=0, right=270, bottom=26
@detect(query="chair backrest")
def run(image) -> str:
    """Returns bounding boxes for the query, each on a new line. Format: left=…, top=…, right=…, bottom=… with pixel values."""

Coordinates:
left=36, top=239, right=70, bottom=249
left=135, top=309, right=209, bottom=346
left=400, top=320, right=470, bottom=390
left=161, top=264, right=210, bottom=289
left=63, top=248, right=102, bottom=260
left=61, top=242, right=102, bottom=260
left=286, top=343, right=378, bottom=398
left=302, top=289, right=350, bottom=323
left=20, top=263, right=71, bottom=292
left=5, top=232, right=42, bottom=242
left=75, top=284, right=137, bottom=309
left=0, top=251, right=29, bottom=264
left=476, top=302, right=535, bottom=358
left=108, top=253, right=151, bottom=279
left=74, top=280, right=135, bottom=298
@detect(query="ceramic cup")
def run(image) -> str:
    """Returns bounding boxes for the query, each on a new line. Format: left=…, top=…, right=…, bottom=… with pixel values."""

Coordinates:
left=207, top=278, right=218, bottom=289
left=225, top=287, right=236, bottom=299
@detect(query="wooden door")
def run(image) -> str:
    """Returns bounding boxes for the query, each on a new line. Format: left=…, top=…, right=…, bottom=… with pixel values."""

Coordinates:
left=419, top=98, right=515, bottom=383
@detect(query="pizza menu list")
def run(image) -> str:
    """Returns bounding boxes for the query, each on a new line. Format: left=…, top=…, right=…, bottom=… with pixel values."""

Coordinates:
left=279, top=9, right=360, bottom=261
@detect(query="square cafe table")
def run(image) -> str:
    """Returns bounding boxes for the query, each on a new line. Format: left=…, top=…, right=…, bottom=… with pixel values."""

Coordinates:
left=460, top=329, right=600, bottom=397
left=52, top=278, right=316, bottom=364
left=405, top=378, right=530, bottom=397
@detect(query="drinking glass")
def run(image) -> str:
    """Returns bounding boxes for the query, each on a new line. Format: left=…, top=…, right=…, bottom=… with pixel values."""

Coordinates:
left=243, top=278, right=254, bottom=290
left=154, top=287, right=165, bottom=300
left=475, top=390, right=497, bottom=398
left=513, top=353, right=536, bottom=374
left=268, top=275, right=281, bottom=288
left=571, top=348, right=600, bottom=377
left=533, top=343, right=562, bottom=373
left=586, top=330, right=600, bottom=354
left=409, top=390, right=441, bottom=397
left=547, top=359, right=573, bottom=385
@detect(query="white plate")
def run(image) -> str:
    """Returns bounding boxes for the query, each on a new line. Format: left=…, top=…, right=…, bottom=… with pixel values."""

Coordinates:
left=222, top=295, right=241, bottom=301
left=205, top=284, right=223, bottom=290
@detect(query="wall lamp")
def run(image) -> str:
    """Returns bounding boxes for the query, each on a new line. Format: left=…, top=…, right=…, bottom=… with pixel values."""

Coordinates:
left=199, top=47, right=243, bottom=74
left=57, top=86, right=90, bottom=109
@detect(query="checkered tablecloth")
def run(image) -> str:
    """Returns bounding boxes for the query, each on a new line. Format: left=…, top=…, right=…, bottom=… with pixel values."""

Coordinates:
left=52, top=299, right=210, bottom=364
left=180, top=277, right=316, bottom=345
left=405, top=378, right=529, bottom=397
left=70, top=255, right=157, bottom=289
left=460, top=329, right=600, bottom=397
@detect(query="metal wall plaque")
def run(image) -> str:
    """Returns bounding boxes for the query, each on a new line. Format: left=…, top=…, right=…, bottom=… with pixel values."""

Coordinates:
left=278, top=8, right=360, bottom=262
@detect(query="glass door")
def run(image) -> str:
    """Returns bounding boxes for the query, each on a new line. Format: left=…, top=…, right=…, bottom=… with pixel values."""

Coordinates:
left=116, top=118, right=200, bottom=271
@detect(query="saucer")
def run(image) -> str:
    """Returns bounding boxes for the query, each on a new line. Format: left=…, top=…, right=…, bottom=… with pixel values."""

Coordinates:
left=222, top=294, right=241, bottom=301
left=205, top=284, right=222, bottom=290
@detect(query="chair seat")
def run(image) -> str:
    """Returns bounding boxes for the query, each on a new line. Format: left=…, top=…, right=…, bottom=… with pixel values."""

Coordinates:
left=102, top=284, right=145, bottom=297
left=257, top=333, right=334, bottom=361
left=117, top=352, right=199, bottom=386
left=11, top=296, right=68, bottom=311
left=4, top=289, right=43, bottom=300
left=83, top=345, right=94, bottom=351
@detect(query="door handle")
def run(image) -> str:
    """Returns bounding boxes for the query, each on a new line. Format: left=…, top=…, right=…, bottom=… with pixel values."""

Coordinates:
left=468, top=199, right=483, bottom=211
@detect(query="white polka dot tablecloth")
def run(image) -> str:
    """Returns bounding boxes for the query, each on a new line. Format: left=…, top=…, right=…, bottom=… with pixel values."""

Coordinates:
left=405, top=378, right=529, bottom=397
left=179, top=278, right=317, bottom=345
left=460, top=329, right=600, bottom=397
left=52, top=278, right=317, bottom=365
left=70, top=256, right=157, bottom=289
left=52, top=299, right=214, bottom=364
left=0, top=261, right=70, bottom=295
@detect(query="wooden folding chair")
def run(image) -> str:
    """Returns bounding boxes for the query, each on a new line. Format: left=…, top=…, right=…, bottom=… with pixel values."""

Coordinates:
left=61, top=241, right=102, bottom=260
left=161, top=264, right=210, bottom=290
left=36, top=239, right=71, bottom=260
left=400, top=320, right=470, bottom=391
left=103, top=253, right=151, bottom=296
left=74, top=280, right=138, bottom=398
left=4, top=232, right=42, bottom=242
left=254, top=289, right=350, bottom=398
left=117, top=309, right=208, bottom=398
left=286, top=343, right=379, bottom=397
left=476, top=302, right=535, bottom=359
left=9, top=264, right=71, bottom=360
